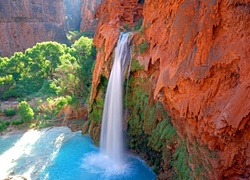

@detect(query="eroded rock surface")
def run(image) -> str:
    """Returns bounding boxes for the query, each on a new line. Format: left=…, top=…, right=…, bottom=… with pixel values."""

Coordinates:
left=80, top=0, right=101, bottom=32
left=0, top=0, right=67, bottom=57
left=90, top=0, right=250, bottom=179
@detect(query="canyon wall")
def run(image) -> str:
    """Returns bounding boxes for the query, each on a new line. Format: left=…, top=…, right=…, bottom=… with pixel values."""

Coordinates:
left=0, top=0, right=67, bottom=57
left=0, top=0, right=100, bottom=57
left=90, top=0, right=250, bottom=179
left=80, top=0, right=101, bottom=32
left=64, top=0, right=83, bottom=32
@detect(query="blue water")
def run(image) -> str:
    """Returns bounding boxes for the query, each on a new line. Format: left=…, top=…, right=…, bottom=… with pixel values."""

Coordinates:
left=0, top=127, right=156, bottom=180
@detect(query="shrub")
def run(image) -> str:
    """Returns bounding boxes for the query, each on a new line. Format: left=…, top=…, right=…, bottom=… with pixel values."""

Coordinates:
left=138, top=41, right=150, bottom=54
left=4, top=107, right=16, bottom=116
left=18, top=101, right=34, bottom=123
left=12, top=119, right=24, bottom=125
left=4, top=120, right=10, bottom=126
left=0, top=120, right=10, bottom=132
left=38, top=80, right=60, bottom=96
left=130, top=59, right=143, bottom=72
left=132, top=18, right=143, bottom=31
left=55, top=97, right=68, bottom=114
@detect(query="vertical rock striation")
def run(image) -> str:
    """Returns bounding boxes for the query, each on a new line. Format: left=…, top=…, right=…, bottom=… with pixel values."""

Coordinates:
left=63, top=0, right=83, bottom=32
left=90, top=0, right=143, bottom=104
left=0, top=0, right=67, bottom=57
left=80, top=0, right=101, bottom=32
left=90, top=0, right=250, bottom=179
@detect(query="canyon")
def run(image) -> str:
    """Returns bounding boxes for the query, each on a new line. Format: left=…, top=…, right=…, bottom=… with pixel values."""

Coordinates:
left=89, top=0, right=250, bottom=179
left=1, top=0, right=249, bottom=179
left=0, top=0, right=66, bottom=57
left=0, top=0, right=99, bottom=57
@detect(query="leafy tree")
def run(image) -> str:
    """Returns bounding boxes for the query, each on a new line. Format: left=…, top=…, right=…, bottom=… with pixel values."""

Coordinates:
left=18, top=101, right=34, bottom=123
left=0, top=37, right=96, bottom=100
left=0, top=57, right=10, bottom=76
left=72, top=36, right=96, bottom=98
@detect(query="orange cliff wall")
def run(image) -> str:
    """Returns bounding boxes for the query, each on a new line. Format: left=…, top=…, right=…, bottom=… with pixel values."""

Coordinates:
left=142, top=0, right=250, bottom=178
left=91, top=0, right=250, bottom=179
left=90, top=0, right=143, bottom=105
left=0, top=0, right=67, bottom=57
left=80, top=0, right=101, bottom=32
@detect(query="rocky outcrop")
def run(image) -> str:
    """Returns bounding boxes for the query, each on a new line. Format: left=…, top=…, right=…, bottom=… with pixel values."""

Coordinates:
left=80, top=0, right=101, bottom=32
left=90, top=0, right=143, bottom=104
left=0, top=0, right=67, bottom=57
left=90, top=0, right=250, bottom=179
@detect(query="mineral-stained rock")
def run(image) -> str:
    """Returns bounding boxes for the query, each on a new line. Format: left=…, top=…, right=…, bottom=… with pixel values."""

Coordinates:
left=0, top=0, right=67, bottom=57
left=90, top=0, right=250, bottom=179
left=80, top=0, right=101, bottom=32
left=90, top=0, right=143, bottom=104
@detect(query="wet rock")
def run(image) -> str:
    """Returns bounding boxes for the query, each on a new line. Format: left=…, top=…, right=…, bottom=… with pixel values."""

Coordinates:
left=90, top=0, right=250, bottom=179
left=81, top=120, right=90, bottom=134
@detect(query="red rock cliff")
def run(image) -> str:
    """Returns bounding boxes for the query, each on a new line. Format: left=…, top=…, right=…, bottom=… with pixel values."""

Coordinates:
left=80, top=0, right=101, bottom=32
left=0, top=0, right=67, bottom=57
left=91, top=0, right=250, bottom=179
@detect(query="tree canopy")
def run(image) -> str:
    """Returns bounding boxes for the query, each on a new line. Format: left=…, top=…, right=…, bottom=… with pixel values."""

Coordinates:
left=0, top=37, right=96, bottom=100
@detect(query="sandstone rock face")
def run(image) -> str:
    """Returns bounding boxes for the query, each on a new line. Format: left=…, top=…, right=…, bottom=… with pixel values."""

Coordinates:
left=80, top=0, right=101, bottom=32
left=64, top=0, right=83, bottom=32
left=0, top=0, right=67, bottom=57
left=91, top=0, right=250, bottom=179
left=90, top=0, right=143, bottom=104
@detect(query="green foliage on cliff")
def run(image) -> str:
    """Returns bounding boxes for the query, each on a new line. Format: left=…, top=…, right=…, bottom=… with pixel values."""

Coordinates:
left=171, top=141, right=192, bottom=180
left=148, top=115, right=177, bottom=150
left=130, top=59, right=143, bottom=72
left=125, top=74, right=177, bottom=173
left=88, top=76, right=108, bottom=123
left=138, top=41, right=150, bottom=54
left=125, top=67, right=198, bottom=178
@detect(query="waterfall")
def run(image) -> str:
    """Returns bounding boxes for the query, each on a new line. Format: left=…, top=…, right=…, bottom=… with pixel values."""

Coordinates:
left=100, top=32, right=133, bottom=166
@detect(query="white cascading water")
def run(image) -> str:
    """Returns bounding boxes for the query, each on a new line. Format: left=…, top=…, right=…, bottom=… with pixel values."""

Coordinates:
left=100, top=32, right=133, bottom=167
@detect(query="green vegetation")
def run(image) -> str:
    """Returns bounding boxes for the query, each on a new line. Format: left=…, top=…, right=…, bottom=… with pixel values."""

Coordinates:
left=18, top=101, right=34, bottom=123
left=125, top=74, right=176, bottom=173
left=88, top=76, right=108, bottom=123
left=138, top=41, right=150, bottom=54
left=124, top=24, right=130, bottom=31
left=148, top=116, right=177, bottom=150
left=132, top=18, right=143, bottom=31
left=171, top=141, right=192, bottom=180
left=125, top=66, right=198, bottom=178
left=12, top=119, right=24, bottom=125
left=0, top=121, right=10, bottom=132
left=130, top=59, right=143, bottom=72
left=4, top=107, right=16, bottom=117
left=0, top=35, right=94, bottom=130
left=0, top=36, right=95, bottom=101
left=67, top=31, right=94, bottom=41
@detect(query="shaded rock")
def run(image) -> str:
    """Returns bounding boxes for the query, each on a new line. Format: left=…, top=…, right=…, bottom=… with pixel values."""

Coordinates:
left=80, top=0, right=101, bottom=32
left=0, top=0, right=67, bottom=57
left=68, top=123, right=80, bottom=132
left=57, top=105, right=88, bottom=121
left=81, top=120, right=90, bottom=134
